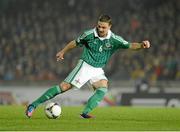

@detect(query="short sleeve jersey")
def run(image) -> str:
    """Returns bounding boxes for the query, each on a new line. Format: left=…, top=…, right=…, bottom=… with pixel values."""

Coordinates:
left=75, top=28, right=130, bottom=68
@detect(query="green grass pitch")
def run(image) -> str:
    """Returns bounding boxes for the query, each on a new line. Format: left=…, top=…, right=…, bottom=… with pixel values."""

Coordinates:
left=0, top=106, right=180, bottom=131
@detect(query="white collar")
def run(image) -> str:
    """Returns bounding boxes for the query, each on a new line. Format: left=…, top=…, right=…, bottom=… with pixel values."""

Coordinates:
left=93, top=28, right=111, bottom=40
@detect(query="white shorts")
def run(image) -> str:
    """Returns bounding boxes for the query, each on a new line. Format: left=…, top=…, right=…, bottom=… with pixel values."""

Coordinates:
left=64, top=59, right=107, bottom=89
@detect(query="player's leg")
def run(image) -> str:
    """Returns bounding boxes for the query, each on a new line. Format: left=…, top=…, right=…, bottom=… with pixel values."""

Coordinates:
left=81, top=79, right=108, bottom=118
left=30, top=82, right=72, bottom=108
left=26, top=59, right=86, bottom=118
left=26, top=82, right=72, bottom=118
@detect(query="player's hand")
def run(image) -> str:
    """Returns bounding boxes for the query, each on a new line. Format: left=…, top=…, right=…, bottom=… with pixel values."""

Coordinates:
left=56, top=51, right=64, bottom=61
left=142, top=40, right=150, bottom=48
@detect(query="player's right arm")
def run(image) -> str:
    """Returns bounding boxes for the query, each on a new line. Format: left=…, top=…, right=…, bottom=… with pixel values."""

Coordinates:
left=56, top=40, right=77, bottom=61
left=56, top=30, right=89, bottom=61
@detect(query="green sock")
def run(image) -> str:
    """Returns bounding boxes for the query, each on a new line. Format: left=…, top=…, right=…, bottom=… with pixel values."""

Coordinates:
left=82, top=87, right=108, bottom=114
left=31, top=85, right=61, bottom=108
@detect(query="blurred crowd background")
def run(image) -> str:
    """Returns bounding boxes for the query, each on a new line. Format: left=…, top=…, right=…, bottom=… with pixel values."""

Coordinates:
left=0, top=0, right=179, bottom=84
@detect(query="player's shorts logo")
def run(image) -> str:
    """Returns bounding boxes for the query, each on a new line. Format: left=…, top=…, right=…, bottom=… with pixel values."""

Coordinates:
left=75, top=79, right=81, bottom=84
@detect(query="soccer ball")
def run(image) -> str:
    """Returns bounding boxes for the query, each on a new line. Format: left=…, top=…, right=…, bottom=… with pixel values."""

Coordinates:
left=45, top=102, right=61, bottom=119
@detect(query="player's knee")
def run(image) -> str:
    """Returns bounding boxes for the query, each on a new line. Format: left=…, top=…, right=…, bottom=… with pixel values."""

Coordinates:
left=101, top=80, right=108, bottom=87
left=59, top=82, right=72, bottom=92
left=92, top=80, right=108, bottom=89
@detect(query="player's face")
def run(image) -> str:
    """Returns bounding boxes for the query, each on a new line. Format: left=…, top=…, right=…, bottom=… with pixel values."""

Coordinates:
left=96, top=21, right=111, bottom=37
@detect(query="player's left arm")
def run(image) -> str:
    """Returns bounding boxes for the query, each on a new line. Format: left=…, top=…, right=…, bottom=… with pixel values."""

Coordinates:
left=129, top=40, right=151, bottom=50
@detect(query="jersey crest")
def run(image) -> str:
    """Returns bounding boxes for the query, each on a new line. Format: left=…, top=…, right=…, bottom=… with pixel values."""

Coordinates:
left=99, top=42, right=113, bottom=52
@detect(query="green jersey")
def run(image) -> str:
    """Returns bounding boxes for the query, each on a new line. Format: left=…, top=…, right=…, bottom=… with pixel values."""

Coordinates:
left=75, top=28, right=130, bottom=68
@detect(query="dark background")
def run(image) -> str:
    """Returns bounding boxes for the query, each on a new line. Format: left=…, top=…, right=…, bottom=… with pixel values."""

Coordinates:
left=0, top=0, right=179, bottom=86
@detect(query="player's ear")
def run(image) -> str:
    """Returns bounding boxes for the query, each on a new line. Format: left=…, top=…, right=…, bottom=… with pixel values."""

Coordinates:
left=109, top=24, right=112, bottom=29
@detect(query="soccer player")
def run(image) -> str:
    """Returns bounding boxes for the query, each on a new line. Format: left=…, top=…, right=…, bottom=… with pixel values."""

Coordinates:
left=26, top=14, right=150, bottom=118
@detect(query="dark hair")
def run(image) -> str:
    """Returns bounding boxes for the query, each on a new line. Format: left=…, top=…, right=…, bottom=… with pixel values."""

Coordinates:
left=98, top=14, right=112, bottom=25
